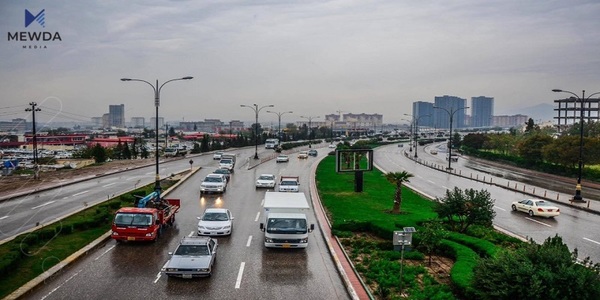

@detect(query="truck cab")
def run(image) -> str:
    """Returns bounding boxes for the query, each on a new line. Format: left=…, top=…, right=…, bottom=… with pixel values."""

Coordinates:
left=259, top=192, right=314, bottom=249
left=278, top=176, right=299, bottom=192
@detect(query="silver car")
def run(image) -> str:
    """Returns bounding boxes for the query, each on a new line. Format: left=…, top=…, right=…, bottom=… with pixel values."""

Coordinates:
left=161, top=236, right=218, bottom=278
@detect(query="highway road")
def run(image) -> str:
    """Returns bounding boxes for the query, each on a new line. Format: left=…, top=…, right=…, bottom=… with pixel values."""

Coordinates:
left=23, top=145, right=349, bottom=300
left=376, top=142, right=600, bottom=263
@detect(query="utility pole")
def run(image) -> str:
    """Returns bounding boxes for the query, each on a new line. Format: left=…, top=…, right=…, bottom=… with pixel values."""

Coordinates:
left=25, top=102, right=41, bottom=180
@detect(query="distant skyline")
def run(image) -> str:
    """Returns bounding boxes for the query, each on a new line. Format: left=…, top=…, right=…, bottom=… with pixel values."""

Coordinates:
left=1, top=1, right=599, bottom=127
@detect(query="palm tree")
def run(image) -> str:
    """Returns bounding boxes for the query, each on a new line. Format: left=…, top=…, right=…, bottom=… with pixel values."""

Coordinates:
left=384, top=171, right=414, bottom=214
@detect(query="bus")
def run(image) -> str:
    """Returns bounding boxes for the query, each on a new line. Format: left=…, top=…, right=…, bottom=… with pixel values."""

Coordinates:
left=265, top=138, right=279, bottom=149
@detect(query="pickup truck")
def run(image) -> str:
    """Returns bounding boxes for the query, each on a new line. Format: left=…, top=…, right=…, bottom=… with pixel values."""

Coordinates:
left=278, top=176, right=299, bottom=192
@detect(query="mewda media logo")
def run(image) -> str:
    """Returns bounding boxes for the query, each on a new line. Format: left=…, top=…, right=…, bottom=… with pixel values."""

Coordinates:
left=7, top=8, right=62, bottom=49
left=25, top=9, right=46, bottom=28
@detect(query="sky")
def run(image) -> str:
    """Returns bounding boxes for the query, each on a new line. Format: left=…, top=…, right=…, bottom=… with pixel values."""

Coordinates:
left=1, top=0, right=600, bottom=127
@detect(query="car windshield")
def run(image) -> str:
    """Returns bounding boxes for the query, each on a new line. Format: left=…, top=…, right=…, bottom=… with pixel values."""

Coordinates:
left=174, top=245, right=210, bottom=256
left=278, top=155, right=287, bottom=158
left=259, top=175, right=274, bottom=180
left=214, top=169, right=228, bottom=174
left=266, top=218, right=307, bottom=234
left=114, top=213, right=152, bottom=226
left=220, top=159, right=232, bottom=164
left=204, top=177, right=223, bottom=183
left=202, top=212, right=229, bottom=221
left=281, top=180, right=296, bottom=185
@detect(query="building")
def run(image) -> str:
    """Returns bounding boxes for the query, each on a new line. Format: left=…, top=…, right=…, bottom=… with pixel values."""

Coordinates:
left=149, top=117, right=165, bottom=129
left=471, top=96, right=494, bottom=128
left=554, top=97, right=600, bottom=128
left=433, top=95, right=467, bottom=129
left=412, top=101, right=434, bottom=127
left=131, top=117, right=145, bottom=128
left=492, top=114, right=529, bottom=128
left=0, top=118, right=27, bottom=134
left=109, top=104, right=125, bottom=128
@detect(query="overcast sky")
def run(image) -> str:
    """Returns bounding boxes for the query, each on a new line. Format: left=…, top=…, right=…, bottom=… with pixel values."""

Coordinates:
left=1, top=0, right=599, bottom=126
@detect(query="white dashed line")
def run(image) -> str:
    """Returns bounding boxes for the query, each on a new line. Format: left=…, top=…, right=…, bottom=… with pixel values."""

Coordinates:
left=153, top=272, right=162, bottom=283
left=31, top=201, right=56, bottom=210
left=583, top=237, right=600, bottom=245
left=524, top=217, right=552, bottom=227
left=72, top=190, right=89, bottom=197
left=189, top=231, right=195, bottom=237
left=246, top=235, right=253, bottom=247
left=427, top=180, right=435, bottom=184
left=494, top=206, right=506, bottom=211
left=235, top=262, right=245, bottom=289
left=40, top=269, right=83, bottom=300
left=254, top=212, right=260, bottom=222
left=95, top=245, right=115, bottom=260
left=102, top=183, right=116, bottom=187
left=0, top=216, right=8, bottom=220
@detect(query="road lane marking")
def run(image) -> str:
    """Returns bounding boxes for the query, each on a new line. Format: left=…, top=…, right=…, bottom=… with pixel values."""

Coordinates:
left=246, top=235, right=252, bottom=247
left=102, top=183, right=116, bottom=187
left=95, top=245, right=115, bottom=260
left=153, top=272, right=162, bottom=283
left=494, top=206, right=506, bottom=211
left=524, top=217, right=552, bottom=227
left=189, top=231, right=194, bottom=237
left=583, top=237, right=600, bottom=245
left=40, top=269, right=83, bottom=300
left=255, top=212, right=260, bottom=222
left=427, top=180, right=435, bottom=184
left=0, top=216, right=8, bottom=220
left=145, top=172, right=154, bottom=175
left=235, top=262, right=245, bottom=289
left=62, top=196, right=69, bottom=200
left=72, top=190, right=89, bottom=197
left=441, top=186, right=449, bottom=190
left=31, top=201, right=56, bottom=210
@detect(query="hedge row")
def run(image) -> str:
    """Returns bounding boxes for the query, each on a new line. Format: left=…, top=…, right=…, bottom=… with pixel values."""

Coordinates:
left=439, top=239, right=479, bottom=298
left=445, top=232, right=499, bottom=258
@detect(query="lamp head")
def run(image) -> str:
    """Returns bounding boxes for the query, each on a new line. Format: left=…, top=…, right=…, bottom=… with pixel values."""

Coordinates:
left=182, top=76, right=193, bottom=80
left=120, top=78, right=131, bottom=81
left=552, top=89, right=563, bottom=92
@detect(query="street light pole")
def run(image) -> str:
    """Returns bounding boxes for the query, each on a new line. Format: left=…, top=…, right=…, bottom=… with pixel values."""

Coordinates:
left=433, top=105, right=469, bottom=170
left=121, top=76, right=193, bottom=196
left=405, top=114, right=432, bottom=158
left=552, top=89, right=600, bottom=202
left=267, top=110, right=293, bottom=141
left=300, top=116, right=320, bottom=148
left=25, top=102, right=41, bottom=179
left=241, top=104, right=274, bottom=159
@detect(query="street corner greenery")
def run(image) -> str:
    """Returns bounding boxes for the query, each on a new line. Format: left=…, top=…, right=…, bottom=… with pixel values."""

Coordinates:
left=317, top=141, right=599, bottom=298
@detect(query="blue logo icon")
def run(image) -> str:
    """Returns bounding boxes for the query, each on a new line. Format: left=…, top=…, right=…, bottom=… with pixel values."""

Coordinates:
left=25, top=9, right=45, bottom=28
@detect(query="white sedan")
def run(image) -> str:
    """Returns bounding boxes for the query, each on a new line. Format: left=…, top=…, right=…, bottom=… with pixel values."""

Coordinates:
left=256, top=174, right=276, bottom=189
left=197, top=208, right=234, bottom=236
left=511, top=199, right=560, bottom=218
left=276, top=154, right=289, bottom=163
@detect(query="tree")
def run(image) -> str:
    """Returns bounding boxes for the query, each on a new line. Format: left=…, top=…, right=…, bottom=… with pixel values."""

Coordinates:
left=418, top=221, right=448, bottom=266
left=516, top=133, right=553, bottom=164
left=190, top=142, right=201, bottom=154
left=434, top=187, right=496, bottom=233
left=462, top=133, right=488, bottom=150
left=384, top=171, right=414, bottom=214
left=90, top=143, right=107, bottom=163
left=168, top=126, right=176, bottom=137
left=524, top=118, right=539, bottom=133
left=200, top=135, right=210, bottom=152
left=123, top=141, right=132, bottom=159
left=472, top=235, right=600, bottom=300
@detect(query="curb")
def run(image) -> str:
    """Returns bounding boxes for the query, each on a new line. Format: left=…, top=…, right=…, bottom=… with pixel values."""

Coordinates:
left=3, top=166, right=202, bottom=300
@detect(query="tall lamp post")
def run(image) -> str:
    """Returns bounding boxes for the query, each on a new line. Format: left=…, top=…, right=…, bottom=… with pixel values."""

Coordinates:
left=25, top=102, right=41, bottom=179
left=405, top=114, right=431, bottom=158
left=552, top=89, right=600, bottom=202
left=300, top=115, right=320, bottom=148
left=241, top=104, right=274, bottom=159
left=267, top=110, right=293, bottom=141
left=121, top=76, right=193, bottom=195
left=401, top=118, right=414, bottom=152
left=434, top=105, right=469, bottom=170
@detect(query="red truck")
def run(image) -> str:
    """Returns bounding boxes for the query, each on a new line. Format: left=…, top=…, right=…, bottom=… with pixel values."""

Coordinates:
left=111, top=191, right=180, bottom=242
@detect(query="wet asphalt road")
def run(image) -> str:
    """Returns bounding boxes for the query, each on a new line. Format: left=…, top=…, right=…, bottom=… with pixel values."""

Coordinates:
left=23, top=146, right=349, bottom=300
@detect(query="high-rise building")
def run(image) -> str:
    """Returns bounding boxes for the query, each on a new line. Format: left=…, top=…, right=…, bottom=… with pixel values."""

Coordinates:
left=109, top=104, right=125, bottom=128
left=471, top=96, right=494, bottom=127
left=433, top=95, right=467, bottom=129
left=131, top=117, right=145, bottom=128
left=412, top=101, right=434, bottom=127
left=150, top=117, right=165, bottom=129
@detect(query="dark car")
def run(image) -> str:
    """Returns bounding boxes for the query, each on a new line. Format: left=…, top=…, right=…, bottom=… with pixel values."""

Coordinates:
left=308, top=149, right=318, bottom=157
left=213, top=168, right=231, bottom=181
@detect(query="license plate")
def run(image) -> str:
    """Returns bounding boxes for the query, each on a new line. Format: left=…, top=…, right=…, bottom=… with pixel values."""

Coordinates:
left=548, top=209, right=553, bottom=212
left=282, top=244, right=290, bottom=248
left=182, top=274, right=192, bottom=279
left=127, top=237, right=135, bottom=241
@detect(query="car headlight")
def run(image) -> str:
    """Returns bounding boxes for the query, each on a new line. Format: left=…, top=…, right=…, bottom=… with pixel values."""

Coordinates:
left=223, top=225, right=231, bottom=229
left=166, top=268, right=177, bottom=272
left=300, top=238, right=308, bottom=243
left=145, top=233, right=154, bottom=237
left=198, top=226, right=206, bottom=230
left=265, top=238, right=273, bottom=243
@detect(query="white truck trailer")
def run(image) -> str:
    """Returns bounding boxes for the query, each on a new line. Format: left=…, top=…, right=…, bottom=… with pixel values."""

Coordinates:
left=259, top=192, right=315, bottom=249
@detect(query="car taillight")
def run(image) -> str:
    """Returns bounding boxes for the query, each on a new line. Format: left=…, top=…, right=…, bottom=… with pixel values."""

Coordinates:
left=538, top=208, right=544, bottom=212
left=556, top=209, right=560, bottom=212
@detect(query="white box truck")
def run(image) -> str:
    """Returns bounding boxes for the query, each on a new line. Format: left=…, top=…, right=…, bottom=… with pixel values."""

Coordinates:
left=259, top=192, right=315, bottom=249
